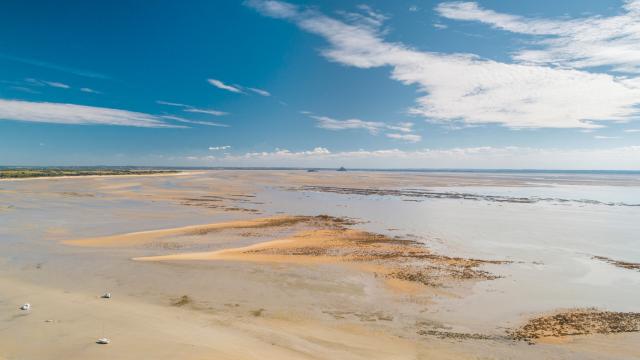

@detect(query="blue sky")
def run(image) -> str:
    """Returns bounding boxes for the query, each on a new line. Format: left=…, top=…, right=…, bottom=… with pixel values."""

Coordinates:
left=1, top=0, right=639, bottom=169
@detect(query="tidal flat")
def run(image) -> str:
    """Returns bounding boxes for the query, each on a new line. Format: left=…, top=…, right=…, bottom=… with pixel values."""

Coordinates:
left=1, top=170, right=639, bottom=359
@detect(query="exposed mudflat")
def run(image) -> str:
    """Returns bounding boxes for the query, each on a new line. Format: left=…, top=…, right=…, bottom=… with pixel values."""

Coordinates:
left=509, top=309, right=640, bottom=343
left=592, top=256, right=640, bottom=271
left=1, top=170, right=639, bottom=359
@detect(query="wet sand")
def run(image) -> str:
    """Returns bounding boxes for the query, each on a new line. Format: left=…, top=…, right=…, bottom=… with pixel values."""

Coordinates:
left=132, top=217, right=505, bottom=291
left=1, top=170, right=639, bottom=359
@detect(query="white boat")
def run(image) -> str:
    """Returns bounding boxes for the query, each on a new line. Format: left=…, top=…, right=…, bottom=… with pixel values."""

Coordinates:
left=19, top=303, right=31, bottom=311
left=101, top=293, right=111, bottom=299
left=96, top=338, right=110, bottom=344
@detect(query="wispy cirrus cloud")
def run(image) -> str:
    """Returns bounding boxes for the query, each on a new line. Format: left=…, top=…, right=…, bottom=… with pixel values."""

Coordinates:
left=0, top=54, right=109, bottom=79
left=436, top=1, right=640, bottom=73
left=247, top=87, right=271, bottom=96
left=42, top=81, right=69, bottom=89
left=25, top=78, right=70, bottom=89
left=156, top=100, right=228, bottom=116
left=207, top=79, right=244, bottom=93
left=206, top=79, right=271, bottom=96
left=156, top=100, right=189, bottom=107
left=309, top=114, right=420, bottom=142
left=18, top=78, right=100, bottom=93
left=0, top=99, right=182, bottom=128
left=208, top=145, right=231, bottom=150
left=311, top=115, right=386, bottom=134
left=184, top=108, right=228, bottom=116
left=247, top=1, right=640, bottom=129
left=160, top=115, right=229, bottom=127
left=80, top=87, right=101, bottom=94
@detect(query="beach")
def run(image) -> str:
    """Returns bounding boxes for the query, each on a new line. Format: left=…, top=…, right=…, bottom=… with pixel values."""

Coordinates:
left=1, top=170, right=639, bottom=359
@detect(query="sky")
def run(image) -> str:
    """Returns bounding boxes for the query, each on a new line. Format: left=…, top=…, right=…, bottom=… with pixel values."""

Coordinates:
left=1, top=0, right=640, bottom=169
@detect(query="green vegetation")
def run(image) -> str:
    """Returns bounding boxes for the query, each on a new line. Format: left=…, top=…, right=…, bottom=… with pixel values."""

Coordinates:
left=0, top=167, right=179, bottom=179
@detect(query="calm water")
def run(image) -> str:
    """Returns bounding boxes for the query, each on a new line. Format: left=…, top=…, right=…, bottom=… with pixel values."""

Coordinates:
left=1, top=172, right=639, bottom=334
left=258, top=181, right=640, bottom=332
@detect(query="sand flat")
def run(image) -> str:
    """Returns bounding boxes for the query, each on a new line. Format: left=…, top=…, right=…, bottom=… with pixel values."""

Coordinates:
left=134, top=226, right=506, bottom=291
left=63, top=216, right=313, bottom=247
left=0, top=276, right=440, bottom=360
left=3, top=170, right=640, bottom=359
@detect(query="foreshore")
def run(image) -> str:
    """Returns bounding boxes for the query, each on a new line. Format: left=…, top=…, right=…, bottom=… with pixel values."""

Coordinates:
left=1, top=170, right=639, bottom=359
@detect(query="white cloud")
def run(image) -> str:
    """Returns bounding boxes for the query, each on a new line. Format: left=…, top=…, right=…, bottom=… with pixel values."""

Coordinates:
left=207, top=79, right=244, bottom=93
left=209, top=145, right=232, bottom=150
left=436, top=1, right=640, bottom=74
left=184, top=146, right=640, bottom=170
left=156, top=100, right=189, bottom=107
left=594, top=135, right=621, bottom=139
left=80, top=87, right=100, bottom=94
left=409, top=5, right=419, bottom=12
left=386, top=133, right=422, bottom=142
left=624, top=129, right=640, bottom=133
left=43, top=81, right=70, bottom=89
left=157, top=100, right=228, bottom=116
left=184, top=108, right=228, bottom=116
left=0, top=99, right=182, bottom=128
left=433, top=23, right=447, bottom=29
left=386, top=122, right=414, bottom=133
left=312, top=115, right=386, bottom=134
left=248, top=87, right=271, bottom=96
left=310, top=114, right=420, bottom=142
left=25, top=78, right=71, bottom=89
left=206, top=79, right=271, bottom=96
left=161, top=115, right=229, bottom=127
left=244, top=0, right=299, bottom=18
left=247, top=1, right=640, bottom=129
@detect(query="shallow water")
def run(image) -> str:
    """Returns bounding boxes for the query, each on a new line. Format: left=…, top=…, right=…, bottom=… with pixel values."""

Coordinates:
left=257, top=181, right=640, bottom=333
left=1, top=171, right=639, bottom=336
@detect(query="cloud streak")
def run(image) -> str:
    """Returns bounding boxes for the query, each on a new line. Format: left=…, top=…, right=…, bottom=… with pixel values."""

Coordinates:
left=309, top=114, right=420, bottom=142
left=207, top=79, right=271, bottom=96
left=157, top=100, right=228, bottom=116
left=248, top=87, right=271, bottom=96
left=247, top=1, right=640, bottom=129
left=184, top=108, right=228, bottom=116
left=207, top=79, right=244, bottom=93
left=161, top=115, right=229, bottom=127
left=0, top=54, right=109, bottom=79
left=80, top=87, right=100, bottom=94
left=312, top=115, right=386, bottom=134
left=0, top=99, right=183, bottom=128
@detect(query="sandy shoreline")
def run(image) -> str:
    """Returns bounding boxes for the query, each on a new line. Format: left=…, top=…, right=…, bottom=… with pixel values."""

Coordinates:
left=2, top=170, right=640, bottom=359
left=0, top=170, right=201, bottom=182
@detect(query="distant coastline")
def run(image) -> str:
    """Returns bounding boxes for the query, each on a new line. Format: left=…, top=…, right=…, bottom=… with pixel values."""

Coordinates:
left=1, top=166, right=639, bottom=176
left=0, top=167, right=180, bottom=179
